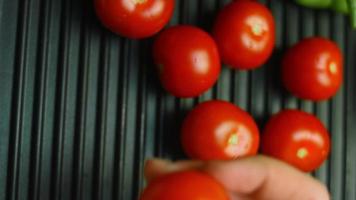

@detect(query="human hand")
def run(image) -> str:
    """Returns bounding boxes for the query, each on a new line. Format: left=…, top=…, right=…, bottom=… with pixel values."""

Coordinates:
left=144, top=155, right=330, bottom=200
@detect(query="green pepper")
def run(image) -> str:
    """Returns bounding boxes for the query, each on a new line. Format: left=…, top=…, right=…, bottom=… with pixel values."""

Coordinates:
left=348, top=0, right=356, bottom=28
left=295, top=0, right=356, bottom=28
left=332, top=0, right=349, bottom=13
left=295, top=0, right=332, bottom=9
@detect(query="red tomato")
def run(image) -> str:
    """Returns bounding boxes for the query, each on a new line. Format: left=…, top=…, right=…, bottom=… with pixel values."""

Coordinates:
left=282, top=37, right=343, bottom=101
left=213, top=0, right=275, bottom=70
left=95, top=0, right=175, bottom=39
left=261, top=110, right=331, bottom=172
left=153, top=26, right=221, bottom=97
left=181, top=100, right=260, bottom=160
left=139, top=170, right=229, bottom=200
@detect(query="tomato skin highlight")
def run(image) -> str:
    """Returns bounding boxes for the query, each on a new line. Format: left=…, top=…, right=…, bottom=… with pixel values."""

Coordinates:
left=261, top=109, right=331, bottom=172
left=213, top=0, right=275, bottom=70
left=139, top=170, right=229, bottom=200
left=153, top=26, right=221, bottom=98
left=282, top=37, right=343, bottom=101
left=95, top=0, right=175, bottom=39
left=181, top=100, right=260, bottom=160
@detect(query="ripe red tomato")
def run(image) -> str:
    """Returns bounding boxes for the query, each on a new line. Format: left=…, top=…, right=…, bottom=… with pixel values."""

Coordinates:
left=139, top=170, right=229, bottom=200
left=261, top=110, right=331, bottom=172
left=181, top=100, right=260, bottom=160
left=212, top=0, right=275, bottom=70
left=95, top=0, right=175, bottom=39
left=153, top=26, right=221, bottom=97
left=282, top=37, right=343, bottom=101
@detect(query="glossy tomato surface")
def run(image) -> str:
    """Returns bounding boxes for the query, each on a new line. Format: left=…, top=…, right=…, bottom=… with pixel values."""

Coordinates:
left=153, top=26, right=221, bottom=98
left=95, top=0, right=174, bottom=39
left=261, top=110, right=331, bottom=172
left=139, top=170, right=229, bottom=200
left=282, top=37, right=343, bottom=101
left=213, top=0, right=275, bottom=70
left=181, top=100, right=260, bottom=160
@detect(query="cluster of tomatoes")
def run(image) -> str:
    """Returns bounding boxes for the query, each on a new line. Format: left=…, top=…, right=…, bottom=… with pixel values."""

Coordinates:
left=95, top=0, right=343, bottom=199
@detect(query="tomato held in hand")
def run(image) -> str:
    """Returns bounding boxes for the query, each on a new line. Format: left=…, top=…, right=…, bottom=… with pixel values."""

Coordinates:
left=139, top=170, right=229, bottom=200
left=153, top=26, right=221, bottom=97
left=213, top=0, right=275, bottom=70
left=261, top=110, right=331, bottom=172
left=181, top=100, right=260, bottom=160
left=282, top=37, right=343, bottom=101
left=95, top=0, right=174, bottom=39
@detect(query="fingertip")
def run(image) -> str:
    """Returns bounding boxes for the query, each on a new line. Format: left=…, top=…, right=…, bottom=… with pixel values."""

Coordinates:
left=144, top=159, right=204, bottom=183
left=145, top=158, right=172, bottom=169
left=144, top=158, right=172, bottom=182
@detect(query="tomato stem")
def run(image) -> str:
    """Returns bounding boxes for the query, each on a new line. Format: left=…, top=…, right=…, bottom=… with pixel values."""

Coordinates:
left=228, top=134, right=239, bottom=145
left=297, top=148, right=309, bottom=159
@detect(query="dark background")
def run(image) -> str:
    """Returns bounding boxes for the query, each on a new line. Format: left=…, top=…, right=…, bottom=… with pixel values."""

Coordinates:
left=0, top=0, right=355, bottom=199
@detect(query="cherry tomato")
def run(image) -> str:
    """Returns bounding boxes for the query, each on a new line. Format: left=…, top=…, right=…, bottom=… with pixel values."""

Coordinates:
left=181, top=100, right=260, bottom=160
left=212, top=0, right=275, bottom=70
left=261, top=109, right=331, bottom=172
left=153, top=26, right=221, bottom=97
left=139, top=170, right=229, bottom=200
left=95, top=0, right=175, bottom=39
left=282, top=37, right=343, bottom=101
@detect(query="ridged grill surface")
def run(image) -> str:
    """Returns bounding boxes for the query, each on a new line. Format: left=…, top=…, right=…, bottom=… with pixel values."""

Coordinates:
left=0, top=0, right=355, bottom=200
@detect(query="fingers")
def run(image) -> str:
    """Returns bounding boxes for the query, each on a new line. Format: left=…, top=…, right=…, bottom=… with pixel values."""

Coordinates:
left=204, top=156, right=330, bottom=200
left=144, top=159, right=203, bottom=182
left=255, top=156, right=330, bottom=200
